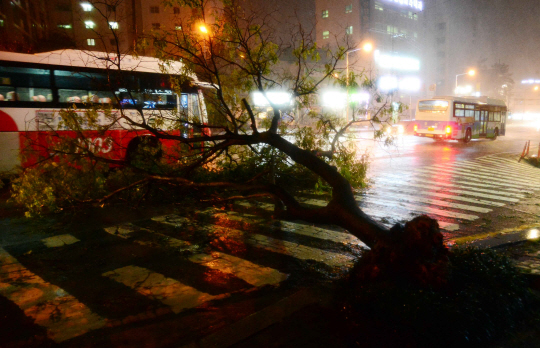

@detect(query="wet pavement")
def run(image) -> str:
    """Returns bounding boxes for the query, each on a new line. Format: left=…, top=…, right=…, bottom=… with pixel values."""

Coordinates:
left=1, top=127, right=540, bottom=347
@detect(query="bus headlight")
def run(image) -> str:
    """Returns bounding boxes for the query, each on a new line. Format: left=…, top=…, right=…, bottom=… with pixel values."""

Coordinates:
left=445, top=125, right=452, bottom=134
left=414, top=125, right=418, bottom=132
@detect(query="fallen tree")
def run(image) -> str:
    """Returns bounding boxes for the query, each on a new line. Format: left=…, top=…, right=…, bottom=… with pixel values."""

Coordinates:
left=13, top=0, right=430, bottom=254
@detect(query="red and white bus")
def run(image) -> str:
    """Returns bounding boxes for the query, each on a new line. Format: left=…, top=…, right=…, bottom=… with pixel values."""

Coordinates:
left=0, top=49, right=207, bottom=172
left=413, top=96, right=507, bottom=142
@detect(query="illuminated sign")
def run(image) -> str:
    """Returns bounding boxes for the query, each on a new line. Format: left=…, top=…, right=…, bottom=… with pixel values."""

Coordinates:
left=384, top=0, right=423, bottom=11
left=378, top=75, right=421, bottom=92
left=252, top=91, right=292, bottom=107
left=522, top=79, right=540, bottom=84
left=374, top=50, right=420, bottom=71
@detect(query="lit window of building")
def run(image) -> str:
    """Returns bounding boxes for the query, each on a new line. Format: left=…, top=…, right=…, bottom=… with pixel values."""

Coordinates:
left=346, top=26, right=353, bottom=35
left=322, top=30, right=329, bottom=39
left=345, top=4, right=352, bottom=13
left=322, top=10, right=328, bottom=18
left=150, top=6, right=159, bottom=13
left=109, top=22, right=119, bottom=29
left=85, top=21, right=95, bottom=29
left=173, top=7, right=180, bottom=14
left=175, top=25, right=182, bottom=30
left=0, top=19, right=4, bottom=27
left=57, top=24, right=72, bottom=29
left=152, top=23, right=161, bottom=29
left=81, top=2, right=92, bottom=12
left=375, top=3, right=384, bottom=11
left=87, top=38, right=95, bottom=46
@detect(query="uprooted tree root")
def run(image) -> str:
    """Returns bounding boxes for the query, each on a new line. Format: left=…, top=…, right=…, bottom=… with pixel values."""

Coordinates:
left=338, top=215, right=537, bottom=348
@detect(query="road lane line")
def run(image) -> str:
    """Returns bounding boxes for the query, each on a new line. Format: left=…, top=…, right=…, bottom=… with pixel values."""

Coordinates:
left=103, top=266, right=221, bottom=314
left=0, top=248, right=106, bottom=343
left=373, top=179, right=506, bottom=206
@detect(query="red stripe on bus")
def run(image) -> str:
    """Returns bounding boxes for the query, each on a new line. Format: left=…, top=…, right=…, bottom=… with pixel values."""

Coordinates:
left=0, top=110, right=18, bottom=131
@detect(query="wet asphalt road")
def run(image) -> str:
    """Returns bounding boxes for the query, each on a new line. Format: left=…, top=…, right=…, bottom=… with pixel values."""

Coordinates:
left=1, top=122, right=540, bottom=347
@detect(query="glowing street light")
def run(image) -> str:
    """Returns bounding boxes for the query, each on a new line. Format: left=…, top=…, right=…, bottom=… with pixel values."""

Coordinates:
left=455, top=69, right=476, bottom=91
left=345, top=42, right=373, bottom=121
left=199, top=25, right=208, bottom=34
left=534, top=86, right=539, bottom=91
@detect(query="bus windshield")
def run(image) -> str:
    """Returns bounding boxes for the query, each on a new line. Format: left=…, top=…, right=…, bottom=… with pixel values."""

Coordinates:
left=418, top=100, right=449, bottom=113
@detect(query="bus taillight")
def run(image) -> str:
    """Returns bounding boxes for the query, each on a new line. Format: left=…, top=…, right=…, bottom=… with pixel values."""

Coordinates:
left=445, top=126, right=452, bottom=134
left=414, top=125, right=418, bottom=132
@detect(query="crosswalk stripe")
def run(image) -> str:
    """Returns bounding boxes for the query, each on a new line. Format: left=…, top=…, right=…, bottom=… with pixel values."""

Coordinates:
left=411, top=171, right=532, bottom=193
left=448, top=161, right=540, bottom=184
left=207, top=205, right=366, bottom=247
left=363, top=198, right=479, bottom=220
left=103, top=266, right=221, bottom=314
left=41, top=234, right=80, bottom=248
left=411, top=167, right=534, bottom=191
left=360, top=205, right=459, bottom=231
left=380, top=173, right=526, bottom=198
left=478, top=158, right=540, bottom=176
left=373, top=179, right=506, bottom=206
left=420, top=165, right=540, bottom=189
left=153, top=215, right=357, bottom=268
left=105, top=223, right=288, bottom=287
left=247, top=233, right=356, bottom=267
left=304, top=198, right=460, bottom=231
left=188, top=252, right=288, bottom=287
left=0, top=248, right=106, bottom=343
left=416, top=167, right=538, bottom=193
left=430, top=163, right=540, bottom=187
left=365, top=191, right=491, bottom=213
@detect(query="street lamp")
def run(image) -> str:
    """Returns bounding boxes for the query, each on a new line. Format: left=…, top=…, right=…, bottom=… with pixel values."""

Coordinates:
left=455, top=69, right=475, bottom=91
left=345, top=42, right=373, bottom=122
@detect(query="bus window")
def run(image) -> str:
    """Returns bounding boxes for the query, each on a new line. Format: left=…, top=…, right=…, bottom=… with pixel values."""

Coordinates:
left=418, top=100, right=448, bottom=112
left=474, top=110, right=480, bottom=121
left=17, top=87, right=52, bottom=102
left=0, top=66, right=51, bottom=88
left=455, top=109, right=465, bottom=117
left=58, top=89, right=90, bottom=103
left=54, top=70, right=110, bottom=91
left=0, top=86, right=16, bottom=101
left=192, top=94, right=200, bottom=117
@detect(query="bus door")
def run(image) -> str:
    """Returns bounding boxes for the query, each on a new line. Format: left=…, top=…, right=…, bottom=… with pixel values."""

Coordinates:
left=500, top=110, right=507, bottom=135
left=479, top=110, right=488, bottom=136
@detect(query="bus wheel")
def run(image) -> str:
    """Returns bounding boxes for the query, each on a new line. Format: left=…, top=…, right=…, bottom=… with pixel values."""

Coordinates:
left=126, top=136, right=162, bottom=167
left=492, top=128, right=499, bottom=140
left=462, top=129, right=472, bottom=143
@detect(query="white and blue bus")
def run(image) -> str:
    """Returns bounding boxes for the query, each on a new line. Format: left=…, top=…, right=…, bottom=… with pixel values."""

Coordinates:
left=413, top=96, right=507, bottom=142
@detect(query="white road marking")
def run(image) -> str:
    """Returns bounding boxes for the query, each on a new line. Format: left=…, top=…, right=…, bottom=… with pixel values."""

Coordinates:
left=359, top=206, right=460, bottom=231
left=476, top=157, right=540, bottom=176
left=415, top=168, right=535, bottom=195
left=448, top=161, right=540, bottom=184
left=365, top=191, right=491, bottom=213
left=409, top=171, right=532, bottom=193
left=364, top=198, right=479, bottom=220
left=188, top=252, right=288, bottom=287
left=42, top=234, right=80, bottom=248
left=380, top=173, right=526, bottom=198
left=429, top=163, right=540, bottom=187
left=107, top=223, right=288, bottom=287
left=0, top=248, right=106, bottom=343
left=373, top=179, right=506, bottom=206
left=103, top=266, right=220, bottom=314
